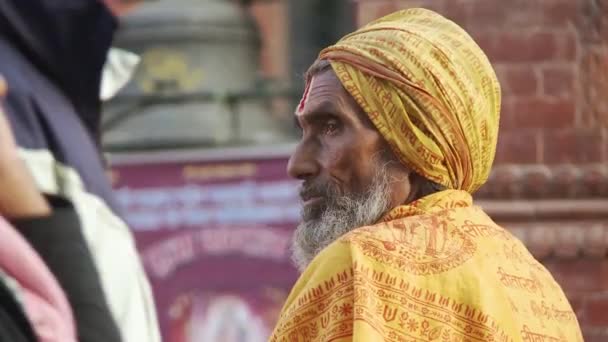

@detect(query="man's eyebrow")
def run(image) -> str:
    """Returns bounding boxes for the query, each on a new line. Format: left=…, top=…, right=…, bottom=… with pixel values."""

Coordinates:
left=296, top=100, right=340, bottom=118
left=306, top=101, right=340, bottom=116
left=297, top=112, right=340, bottom=130
left=294, top=100, right=343, bottom=130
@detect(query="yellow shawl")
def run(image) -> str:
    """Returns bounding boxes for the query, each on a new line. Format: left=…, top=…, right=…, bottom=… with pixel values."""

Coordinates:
left=270, top=191, right=583, bottom=341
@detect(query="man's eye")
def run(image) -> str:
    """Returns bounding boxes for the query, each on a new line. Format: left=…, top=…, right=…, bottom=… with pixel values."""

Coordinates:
left=323, top=120, right=339, bottom=135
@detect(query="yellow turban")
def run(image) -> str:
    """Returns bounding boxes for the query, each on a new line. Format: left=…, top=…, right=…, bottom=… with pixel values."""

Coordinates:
left=319, top=8, right=501, bottom=193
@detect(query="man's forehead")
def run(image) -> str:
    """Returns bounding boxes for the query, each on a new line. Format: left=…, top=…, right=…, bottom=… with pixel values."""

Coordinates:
left=296, top=76, right=316, bottom=117
left=296, top=72, right=344, bottom=117
left=295, top=71, right=373, bottom=126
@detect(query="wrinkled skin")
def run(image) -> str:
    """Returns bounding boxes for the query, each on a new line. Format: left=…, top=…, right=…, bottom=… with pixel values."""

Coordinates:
left=288, top=68, right=415, bottom=270
left=288, top=68, right=413, bottom=222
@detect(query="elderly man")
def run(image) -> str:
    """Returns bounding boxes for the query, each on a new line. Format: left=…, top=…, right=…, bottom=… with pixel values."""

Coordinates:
left=271, top=9, right=583, bottom=342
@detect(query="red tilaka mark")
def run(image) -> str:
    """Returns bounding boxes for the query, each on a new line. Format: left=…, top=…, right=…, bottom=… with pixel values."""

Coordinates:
left=297, top=79, right=312, bottom=113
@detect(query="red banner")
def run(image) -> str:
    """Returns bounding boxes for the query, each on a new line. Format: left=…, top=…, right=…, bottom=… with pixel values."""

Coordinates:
left=111, top=153, right=300, bottom=341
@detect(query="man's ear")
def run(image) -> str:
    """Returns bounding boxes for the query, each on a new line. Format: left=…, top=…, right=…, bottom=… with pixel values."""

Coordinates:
left=380, top=146, right=410, bottom=179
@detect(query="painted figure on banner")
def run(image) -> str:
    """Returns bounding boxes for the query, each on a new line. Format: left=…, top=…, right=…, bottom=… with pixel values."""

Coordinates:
left=168, top=291, right=286, bottom=342
left=192, top=296, right=265, bottom=342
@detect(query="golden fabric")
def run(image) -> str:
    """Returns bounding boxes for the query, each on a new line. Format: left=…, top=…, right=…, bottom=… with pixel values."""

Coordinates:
left=270, top=190, right=583, bottom=341
left=319, top=8, right=501, bottom=193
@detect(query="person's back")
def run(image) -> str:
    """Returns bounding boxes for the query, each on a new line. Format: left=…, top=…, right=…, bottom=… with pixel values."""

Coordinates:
left=0, top=1, right=160, bottom=341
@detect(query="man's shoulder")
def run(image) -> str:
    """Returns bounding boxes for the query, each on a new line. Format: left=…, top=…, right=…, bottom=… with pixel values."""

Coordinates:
left=334, top=207, right=520, bottom=275
left=341, top=205, right=503, bottom=242
left=337, top=206, right=482, bottom=246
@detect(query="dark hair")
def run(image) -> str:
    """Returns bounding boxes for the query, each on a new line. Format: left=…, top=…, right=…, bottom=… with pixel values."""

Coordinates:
left=305, top=59, right=332, bottom=82
left=410, top=172, right=446, bottom=199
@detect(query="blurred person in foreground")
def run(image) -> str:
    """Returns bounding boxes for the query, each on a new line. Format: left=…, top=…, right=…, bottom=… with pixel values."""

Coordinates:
left=0, top=1, right=160, bottom=341
left=0, top=77, right=121, bottom=341
left=271, top=9, right=583, bottom=341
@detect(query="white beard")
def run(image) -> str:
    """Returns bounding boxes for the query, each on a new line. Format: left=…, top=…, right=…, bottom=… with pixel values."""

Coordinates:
left=291, top=163, right=393, bottom=272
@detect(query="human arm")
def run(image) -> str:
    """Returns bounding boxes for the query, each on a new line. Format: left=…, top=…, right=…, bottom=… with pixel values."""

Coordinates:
left=0, top=77, right=50, bottom=219
left=1, top=76, right=122, bottom=342
left=11, top=199, right=123, bottom=342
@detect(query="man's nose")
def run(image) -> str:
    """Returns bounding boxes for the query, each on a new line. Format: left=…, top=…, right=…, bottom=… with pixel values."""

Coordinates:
left=287, top=142, right=319, bottom=181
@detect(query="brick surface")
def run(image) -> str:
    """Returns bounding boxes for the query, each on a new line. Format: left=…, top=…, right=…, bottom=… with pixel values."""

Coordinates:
left=356, top=1, right=398, bottom=26
left=584, top=330, right=608, bottom=342
left=565, top=293, right=585, bottom=321
left=542, top=128, right=604, bottom=164
left=442, top=0, right=469, bottom=25
left=581, top=47, right=608, bottom=126
left=604, top=128, right=608, bottom=162
left=483, top=31, right=561, bottom=63
left=542, top=0, right=581, bottom=26
left=558, top=30, right=580, bottom=61
left=495, top=65, right=539, bottom=97
left=357, top=0, right=448, bottom=26
left=586, top=295, right=608, bottom=326
left=466, top=0, right=509, bottom=27
left=494, top=129, right=539, bottom=164
left=541, top=259, right=608, bottom=335
left=580, top=0, right=608, bottom=44
left=544, top=259, right=608, bottom=294
left=502, top=98, right=576, bottom=130
left=541, top=65, right=576, bottom=98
